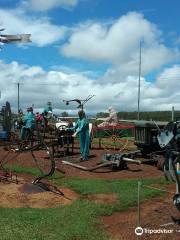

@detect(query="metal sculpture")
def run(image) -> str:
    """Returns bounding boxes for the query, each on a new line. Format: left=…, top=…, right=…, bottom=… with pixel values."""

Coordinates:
left=63, top=95, right=95, bottom=110
left=157, top=120, right=180, bottom=223
left=62, top=151, right=141, bottom=171
left=92, top=123, right=134, bottom=151
left=0, top=28, right=31, bottom=49
left=1, top=101, right=12, bottom=134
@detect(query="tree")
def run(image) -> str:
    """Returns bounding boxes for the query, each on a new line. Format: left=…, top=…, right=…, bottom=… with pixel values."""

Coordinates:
left=61, top=111, right=69, bottom=117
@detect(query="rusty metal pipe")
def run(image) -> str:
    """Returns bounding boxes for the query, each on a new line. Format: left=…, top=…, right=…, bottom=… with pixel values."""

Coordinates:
left=122, top=157, right=141, bottom=164
left=62, top=160, right=112, bottom=171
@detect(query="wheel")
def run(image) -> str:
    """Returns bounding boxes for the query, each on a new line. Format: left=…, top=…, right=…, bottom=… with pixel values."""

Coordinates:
left=0, top=126, right=55, bottom=183
left=30, top=134, right=55, bottom=182
left=57, top=125, right=67, bottom=131
left=97, top=126, right=129, bottom=152
left=0, top=134, right=22, bottom=176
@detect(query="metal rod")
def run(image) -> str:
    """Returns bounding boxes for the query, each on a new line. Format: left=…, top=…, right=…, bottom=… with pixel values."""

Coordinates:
left=62, top=160, right=112, bottom=171
left=137, top=181, right=141, bottom=227
left=17, top=82, right=20, bottom=113
left=123, top=157, right=141, bottom=164
left=171, top=158, right=180, bottom=194
left=172, top=106, right=174, bottom=122
left=137, top=41, right=142, bottom=120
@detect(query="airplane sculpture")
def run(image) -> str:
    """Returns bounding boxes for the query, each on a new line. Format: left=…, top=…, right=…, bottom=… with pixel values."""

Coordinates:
left=0, top=28, right=31, bottom=49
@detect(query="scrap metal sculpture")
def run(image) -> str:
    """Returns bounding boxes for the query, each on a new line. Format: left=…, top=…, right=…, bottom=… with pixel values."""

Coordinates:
left=0, top=101, right=12, bottom=136
left=157, top=120, right=180, bottom=223
left=0, top=102, right=54, bottom=184
left=63, top=95, right=95, bottom=110
left=62, top=151, right=141, bottom=171
left=0, top=28, right=31, bottom=49
left=0, top=102, right=18, bottom=183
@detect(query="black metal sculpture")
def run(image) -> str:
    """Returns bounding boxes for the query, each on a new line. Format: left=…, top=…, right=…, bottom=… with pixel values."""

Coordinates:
left=157, top=120, right=180, bottom=223
left=63, top=95, right=95, bottom=110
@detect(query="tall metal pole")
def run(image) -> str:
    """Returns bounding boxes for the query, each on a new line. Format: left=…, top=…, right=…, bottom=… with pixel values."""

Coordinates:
left=18, top=82, right=20, bottom=113
left=137, top=181, right=141, bottom=227
left=172, top=106, right=174, bottom=122
left=137, top=41, right=142, bottom=120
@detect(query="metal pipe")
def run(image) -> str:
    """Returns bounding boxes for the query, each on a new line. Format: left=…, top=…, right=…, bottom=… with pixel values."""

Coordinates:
left=123, top=157, right=141, bottom=164
left=137, top=181, right=141, bottom=227
left=62, top=160, right=112, bottom=171
left=137, top=41, right=142, bottom=120
left=172, top=106, right=175, bottom=122
left=18, top=82, right=20, bottom=113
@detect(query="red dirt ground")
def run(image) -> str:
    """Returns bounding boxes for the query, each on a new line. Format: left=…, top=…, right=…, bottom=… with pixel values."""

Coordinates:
left=56, top=149, right=164, bottom=180
left=0, top=145, right=164, bottom=180
left=87, top=193, right=118, bottom=204
left=101, top=185, right=180, bottom=240
left=0, top=180, right=78, bottom=208
left=1, top=144, right=179, bottom=239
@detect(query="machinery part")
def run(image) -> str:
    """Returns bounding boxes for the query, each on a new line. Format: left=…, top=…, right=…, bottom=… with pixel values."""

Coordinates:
left=173, top=194, right=180, bottom=211
left=93, top=125, right=132, bottom=151
left=0, top=170, right=18, bottom=184
left=0, top=28, right=31, bottom=44
left=157, top=130, right=174, bottom=148
left=134, top=120, right=167, bottom=154
left=31, top=134, right=55, bottom=183
left=171, top=216, right=180, bottom=225
left=0, top=133, right=22, bottom=177
left=0, top=113, right=57, bottom=185
left=102, top=152, right=141, bottom=170
left=0, top=102, right=12, bottom=139
left=3, top=102, right=12, bottom=133
left=62, top=160, right=112, bottom=171
left=157, top=121, right=180, bottom=213
left=57, top=124, right=68, bottom=131
left=6, top=128, right=56, bottom=184
left=54, top=124, right=74, bottom=156
left=0, top=29, right=31, bottom=50
left=32, top=181, right=66, bottom=197
left=164, top=154, right=177, bottom=182
left=62, top=152, right=141, bottom=172
left=63, top=95, right=95, bottom=110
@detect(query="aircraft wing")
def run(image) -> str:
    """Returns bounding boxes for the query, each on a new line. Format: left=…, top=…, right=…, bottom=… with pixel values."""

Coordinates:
left=1, top=34, right=31, bottom=43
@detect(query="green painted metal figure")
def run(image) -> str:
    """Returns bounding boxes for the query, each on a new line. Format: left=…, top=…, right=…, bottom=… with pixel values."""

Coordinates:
left=69, top=110, right=90, bottom=161
left=20, top=107, right=35, bottom=140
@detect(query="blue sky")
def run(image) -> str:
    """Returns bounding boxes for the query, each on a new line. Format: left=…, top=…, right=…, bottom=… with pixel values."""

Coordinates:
left=0, top=0, right=180, bottom=114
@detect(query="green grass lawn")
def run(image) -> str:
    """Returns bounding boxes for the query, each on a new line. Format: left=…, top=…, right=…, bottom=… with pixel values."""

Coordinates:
left=0, top=165, right=170, bottom=240
left=53, top=176, right=168, bottom=212
left=0, top=200, right=108, bottom=240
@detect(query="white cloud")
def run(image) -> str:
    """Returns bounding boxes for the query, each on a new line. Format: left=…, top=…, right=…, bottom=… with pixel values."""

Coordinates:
left=157, top=65, right=180, bottom=88
left=0, top=9, right=67, bottom=46
left=61, top=12, right=179, bottom=80
left=0, top=9, right=180, bottom=113
left=21, top=0, right=79, bottom=11
left=1, top=60, right=180, bottom=114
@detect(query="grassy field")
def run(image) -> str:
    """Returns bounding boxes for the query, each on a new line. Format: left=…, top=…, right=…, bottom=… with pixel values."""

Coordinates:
left=53, top=176, right=167, bottom=211
left=0, top=165, right=170, bottom=240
